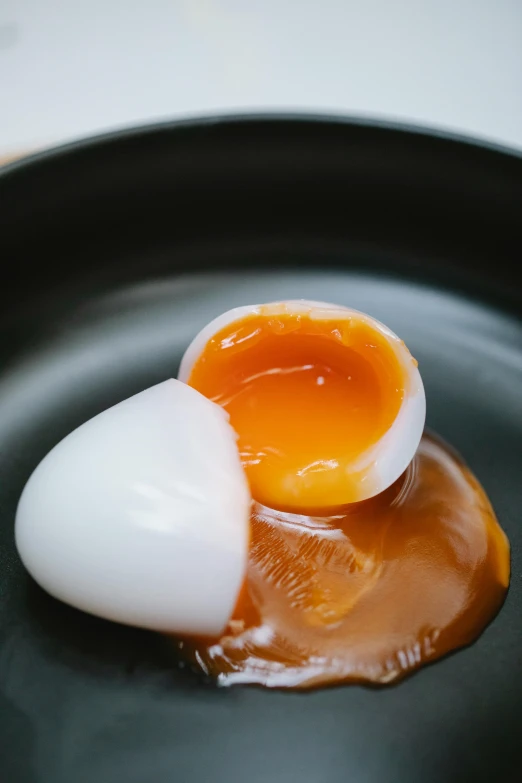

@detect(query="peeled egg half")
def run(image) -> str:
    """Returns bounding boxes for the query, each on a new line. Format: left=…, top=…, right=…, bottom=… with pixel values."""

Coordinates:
left=180, top=300, right=426, bottom=511
left=15, top=379, right=250, bottom=635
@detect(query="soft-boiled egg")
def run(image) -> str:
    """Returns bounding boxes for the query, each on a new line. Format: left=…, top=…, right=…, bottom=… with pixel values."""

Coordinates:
left=15, top=379, right=250, bottom=635
left=179, top=300, right=426, bottom=511
left=13, top=300, right=509, bottom=691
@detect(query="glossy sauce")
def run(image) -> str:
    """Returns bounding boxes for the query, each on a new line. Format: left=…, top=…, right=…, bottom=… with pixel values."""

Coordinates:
left=187, top=308, right=408, bottom=509
left=176, top=434, right=509, bottom=688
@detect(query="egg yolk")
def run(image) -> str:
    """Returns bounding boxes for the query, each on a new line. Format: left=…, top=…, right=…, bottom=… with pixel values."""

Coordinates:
left=187, top=308, right=408, bottom=510
left=176, top=433, right=510, bottom=688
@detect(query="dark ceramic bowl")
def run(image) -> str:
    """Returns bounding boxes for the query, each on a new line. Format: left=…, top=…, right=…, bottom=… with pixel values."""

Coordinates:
left=0, top=116, right=521, bottom=783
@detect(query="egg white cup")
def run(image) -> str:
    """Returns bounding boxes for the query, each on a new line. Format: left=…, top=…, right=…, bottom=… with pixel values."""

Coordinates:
left=15, top=380, right=251, bottom=635
left=179, top=300, right=426, bottom=504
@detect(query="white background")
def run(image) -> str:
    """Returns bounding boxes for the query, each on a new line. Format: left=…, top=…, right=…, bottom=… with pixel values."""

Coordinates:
left=1, top=0, right=521, bottom=157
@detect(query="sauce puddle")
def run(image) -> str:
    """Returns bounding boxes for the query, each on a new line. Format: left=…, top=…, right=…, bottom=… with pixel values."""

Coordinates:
left=175, top=433, right=509, bottom=689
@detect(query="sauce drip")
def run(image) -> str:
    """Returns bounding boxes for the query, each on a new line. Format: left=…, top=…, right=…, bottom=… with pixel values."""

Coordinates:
left=176, top=434, right=509, bottom=688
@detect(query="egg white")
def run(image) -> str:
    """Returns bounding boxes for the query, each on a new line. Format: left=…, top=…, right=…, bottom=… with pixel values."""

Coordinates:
left=15, top=379, right=251, bottom=635
left=179, top=300, right=426, bottom=504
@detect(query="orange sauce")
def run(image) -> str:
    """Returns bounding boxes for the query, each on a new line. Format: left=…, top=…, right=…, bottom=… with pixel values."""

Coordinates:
left=188, top=308, right=407, bottom=509
left=176, top=434, right=510, bottom=688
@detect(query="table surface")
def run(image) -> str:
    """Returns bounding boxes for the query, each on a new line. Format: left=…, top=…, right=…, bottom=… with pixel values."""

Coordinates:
left=1, top=0, right=522, bottom=158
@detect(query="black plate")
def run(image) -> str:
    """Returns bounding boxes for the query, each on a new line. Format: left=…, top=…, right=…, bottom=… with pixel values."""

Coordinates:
left=1, top=116, right=521, bottom=783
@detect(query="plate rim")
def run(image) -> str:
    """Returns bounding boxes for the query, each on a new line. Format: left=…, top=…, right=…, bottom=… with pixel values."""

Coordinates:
left=1, top=111, right=521, bottom=182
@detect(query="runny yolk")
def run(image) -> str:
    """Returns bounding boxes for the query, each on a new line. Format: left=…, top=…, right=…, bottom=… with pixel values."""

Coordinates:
left=187, top=308, right=407, bottom=510
left=175, top=433, right=510, bottom=689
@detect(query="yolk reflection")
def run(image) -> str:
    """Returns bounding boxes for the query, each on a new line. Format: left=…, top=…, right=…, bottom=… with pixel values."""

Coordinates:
left=175, top=433, right=510, bottom=689
left=187, top=309, right=407, bottom=510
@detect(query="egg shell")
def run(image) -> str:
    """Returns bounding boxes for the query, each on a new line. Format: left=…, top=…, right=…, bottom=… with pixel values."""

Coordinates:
left=15, top=379, right=251, bottom=635
left=179, top=300, right=426, bottom=504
